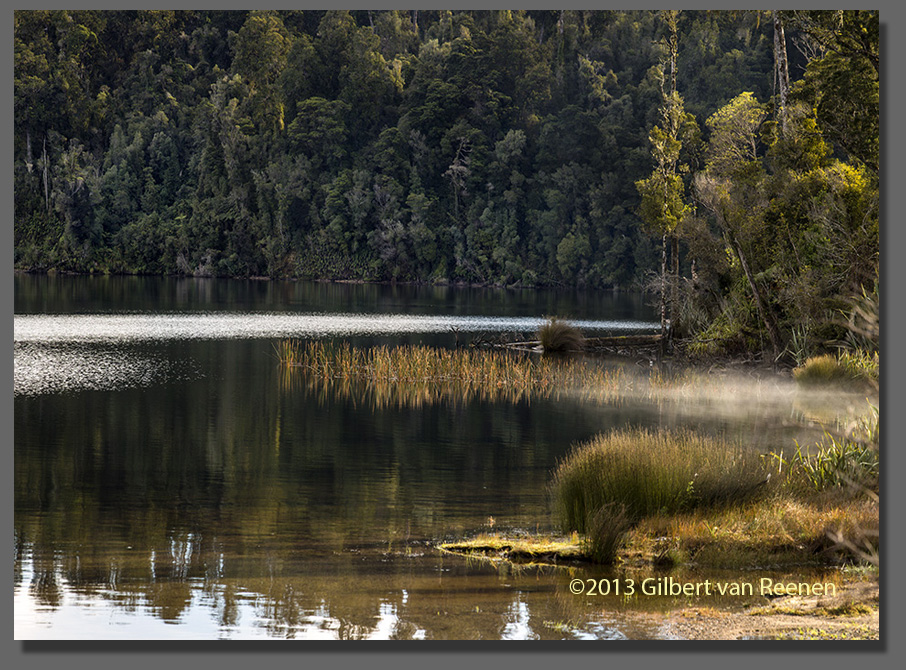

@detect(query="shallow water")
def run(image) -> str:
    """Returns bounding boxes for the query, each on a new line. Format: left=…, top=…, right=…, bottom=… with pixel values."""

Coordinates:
left=13, top=275, right=866, bottom=639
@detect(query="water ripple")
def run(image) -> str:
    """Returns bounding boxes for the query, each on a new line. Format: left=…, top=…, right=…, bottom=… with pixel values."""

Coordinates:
left=13, top=342, right=190, bottom=397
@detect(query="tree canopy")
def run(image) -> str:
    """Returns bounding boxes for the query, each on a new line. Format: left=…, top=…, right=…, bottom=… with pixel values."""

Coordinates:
left=14, top=9, right=878, bottom=357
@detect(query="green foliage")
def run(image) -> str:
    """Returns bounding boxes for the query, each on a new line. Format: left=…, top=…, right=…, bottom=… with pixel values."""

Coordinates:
left=769, top=407, right=879, bottom=494
left=13, top=8, right=878, bottom=325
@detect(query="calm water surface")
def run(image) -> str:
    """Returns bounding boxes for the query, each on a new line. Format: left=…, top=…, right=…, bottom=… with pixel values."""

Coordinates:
left=14, top=276, right=861, bottom=640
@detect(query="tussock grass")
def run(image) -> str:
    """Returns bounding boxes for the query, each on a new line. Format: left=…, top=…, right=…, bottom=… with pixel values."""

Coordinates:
left=793, top=354, right=850, bottom=385
left=538, top=318, right=584, bottom=353
left=583, top=503, right=633, bottom=564
left=552, top=428, right=771, bottom=534
left=793, top=352, right=878, bottom=386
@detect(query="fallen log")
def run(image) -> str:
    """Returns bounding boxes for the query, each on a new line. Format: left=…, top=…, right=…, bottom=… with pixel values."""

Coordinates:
left=499, top=333, right=662, bottom=350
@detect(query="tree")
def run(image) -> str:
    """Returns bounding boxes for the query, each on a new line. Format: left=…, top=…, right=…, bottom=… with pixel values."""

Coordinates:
left=231, top=11, right=291, bottom=134
left=789, top=10, right=879, bottom=174
left=635, top=10, right=691, bottom=349
left=694, top=92, right=784, bottom=359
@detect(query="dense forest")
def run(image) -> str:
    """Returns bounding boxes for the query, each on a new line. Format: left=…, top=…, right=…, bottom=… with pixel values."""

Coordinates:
left=14, top=10, right=878, bottom=356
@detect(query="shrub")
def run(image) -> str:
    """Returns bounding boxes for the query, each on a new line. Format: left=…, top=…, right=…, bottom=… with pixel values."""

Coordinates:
left=551, top=428, right=770, bottom=534
left=537, top=318, right=584, bottom=353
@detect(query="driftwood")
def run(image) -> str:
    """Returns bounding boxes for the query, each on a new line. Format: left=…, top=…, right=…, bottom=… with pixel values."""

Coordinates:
left=498, top=333, right=662, bottom=351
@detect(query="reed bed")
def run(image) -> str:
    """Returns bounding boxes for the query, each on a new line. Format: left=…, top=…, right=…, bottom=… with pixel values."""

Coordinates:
left=277, top=339, right=875, bottom=419
left=278, top=339, right=626, bottom=408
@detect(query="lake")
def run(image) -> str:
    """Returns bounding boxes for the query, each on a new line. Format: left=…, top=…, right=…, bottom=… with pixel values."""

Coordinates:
left=13, top=275, right=861, bottom=640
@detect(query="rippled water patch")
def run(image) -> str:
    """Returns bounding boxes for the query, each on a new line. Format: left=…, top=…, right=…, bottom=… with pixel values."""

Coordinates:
left=13, top=342, right=198, bottom=397
left=13, top=312, right=659, bottom=344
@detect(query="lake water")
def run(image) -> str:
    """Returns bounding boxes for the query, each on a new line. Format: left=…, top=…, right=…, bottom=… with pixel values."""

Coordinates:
left=13, top=275, right=861, bottom=640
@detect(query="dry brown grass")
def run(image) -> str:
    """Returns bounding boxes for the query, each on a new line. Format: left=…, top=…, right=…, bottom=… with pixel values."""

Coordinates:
left=538, top=318, right=585, bottom=353
left=627, top=496, right=879, bottom=568
left=278, top=340, right=625, bottom=408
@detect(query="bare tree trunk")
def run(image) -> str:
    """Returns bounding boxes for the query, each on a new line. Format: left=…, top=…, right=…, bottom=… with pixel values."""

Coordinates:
left=670, top=233, right=679, bottom=342
left=726, top=227, right=783, bottom=360
left=660, top=233, right=668, bottom=356
left=411, top=10, right=418, bottom=35
left=42, top=136, right=50, bottom=216
left=26, top=128, right=33, bottom=173
left=773, top=10, right=791, bottom=135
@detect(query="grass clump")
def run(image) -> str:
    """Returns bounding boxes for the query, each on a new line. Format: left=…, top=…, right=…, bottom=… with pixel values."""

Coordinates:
left=792, top=354, right=849, bottom=385
left=837, top=349, right=879, bottom=384
left=781, top=439, right=879, bottom=495
left=538, top=318, right=584, bottom=353
left=792, top=352, right=877, bottom=386
left=583, top=503, right=633, bottom=564
left=770, top=406, right=879, bottom=496
left=551, top=428, right=771, bottom=562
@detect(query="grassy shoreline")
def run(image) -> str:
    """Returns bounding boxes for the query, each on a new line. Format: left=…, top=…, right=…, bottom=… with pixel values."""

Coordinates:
left=281, top=340, right=879, bottom=574
left=438, top=493, right=878, bottom=570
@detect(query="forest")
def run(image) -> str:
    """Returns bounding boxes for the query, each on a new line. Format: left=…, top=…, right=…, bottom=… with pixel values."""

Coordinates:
left=14, top=9, right=879, bottom=357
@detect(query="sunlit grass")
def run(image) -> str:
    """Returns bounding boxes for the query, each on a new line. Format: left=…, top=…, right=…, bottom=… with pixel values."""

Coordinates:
left=438, top=534, right=587, bottom=564
left=549, top=418, right=879, bottom=566
left=278, top=339, right=625, bottom=407
left=629, top=496, right=879, bottom=569
left=793, top=351, right=879, bottom=386
left=551, top=428, right=771, bottom=534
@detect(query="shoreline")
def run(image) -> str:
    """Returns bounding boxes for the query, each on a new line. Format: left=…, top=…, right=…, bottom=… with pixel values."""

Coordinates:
left=13, top=267, right=631, bottom=293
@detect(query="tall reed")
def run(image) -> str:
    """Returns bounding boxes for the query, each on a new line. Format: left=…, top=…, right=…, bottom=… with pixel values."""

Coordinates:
left=278, top=340, right=625, bottom=407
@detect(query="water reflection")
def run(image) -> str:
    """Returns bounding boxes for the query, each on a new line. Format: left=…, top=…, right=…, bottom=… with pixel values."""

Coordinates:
left=15, top=539, right=844, bottom=640
left=14, top=276, right=871, bottom=639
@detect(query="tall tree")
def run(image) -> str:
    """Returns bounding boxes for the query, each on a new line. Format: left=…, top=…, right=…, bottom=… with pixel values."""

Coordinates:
left=694, top=92, right=784, bottom=359
left=635, top=10, right=690, bottom=349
